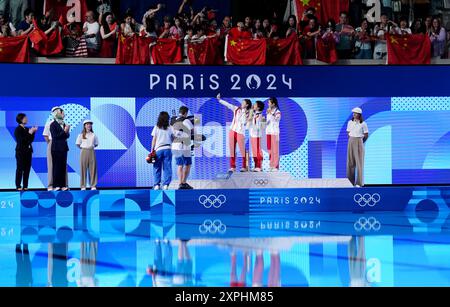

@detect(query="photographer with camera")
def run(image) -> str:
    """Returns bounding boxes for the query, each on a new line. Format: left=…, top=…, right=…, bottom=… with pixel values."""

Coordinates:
left=171, top=106, right=194, bottom=190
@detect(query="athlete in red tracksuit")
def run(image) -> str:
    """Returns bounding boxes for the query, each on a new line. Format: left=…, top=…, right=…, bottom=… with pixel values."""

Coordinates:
left=217, top=94, right=252, bottom=172
left=249, top=101, right=265, bottom=172
left=266, top=97, right=281, bottom=171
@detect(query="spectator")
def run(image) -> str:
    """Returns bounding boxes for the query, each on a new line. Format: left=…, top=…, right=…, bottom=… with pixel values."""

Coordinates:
left=336, top=11, right=355, bottom=59
left=169, top=16, right=184, bottom=39
left=373, top=13, right=390, bottom=60
left=159, top=16, right=171, bottom=38
left=121, top=11, right=138, bottom=37
left=16, top=8, right=34, bottom=35
left=429, top=17, right=446, bottom=59
left=285, top=15, right=298, bottom=38
left=220, top=16, right=231, bottom=38
left=192, top=26, right=206, bottom=43
left=207, top=19, right=218, bottom=36
left=391, top=16, right=411, bottom=35
left=9, top=0, right=29, bottom=27
left=64, top=22, right=88, bottom=57
left=424, top=16, right=432, bottom=34
left=252, top=19, right=264, bottom=39
left=299, top=7, right=317, bottom=30
left=83, top=10, right=100, bottom=56
left=244, top=16, right=252, bottom=30
left=0, top=11, right=17, bottom=37
left=229, top=21, right=252, bottom=39
left=302, top=18, right=320, bottom=59
left=38, top=11, right=58, bottom=35
left=140, top=11, right=156, bottom=38
left=412, top=19, right=424, bottom=34
left=262, top=18, right=271, bottom=37
left=183, top=26, right=193, bottom=58
left=354, top=18, right=372, bottom=59
left=322, top=19, right=340, bottom=44
left=99, top=12, right=118, bottom=58
left=267, top=22, right=280, bottom=39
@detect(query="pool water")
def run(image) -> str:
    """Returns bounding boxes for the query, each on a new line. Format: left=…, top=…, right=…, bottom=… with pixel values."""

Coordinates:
left=2, top=211, right=450, bottom=287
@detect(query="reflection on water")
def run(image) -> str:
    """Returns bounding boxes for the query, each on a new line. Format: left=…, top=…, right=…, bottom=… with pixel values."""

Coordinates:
left=3, top=211, right=450, bottom=287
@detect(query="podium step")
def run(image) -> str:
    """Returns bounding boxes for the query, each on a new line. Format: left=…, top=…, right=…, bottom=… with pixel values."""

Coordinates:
left=169, top=172, right=352, bottom=190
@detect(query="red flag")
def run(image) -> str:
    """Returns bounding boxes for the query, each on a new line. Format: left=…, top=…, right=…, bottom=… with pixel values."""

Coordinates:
left=134, top=36, right=154, bottom=65
left=31, top=22, right=64, bottom=56
left=387, top=34, right=431, bottom=65
left=0, top=35, right=29, bottom=63
left=44, top=0, right=88, bottom=23
left=316, top=36, right=338, bottom=64
left=226, top=38, right=266, bottom=65
left=116, top=35, right=138, bottom=64
left=188, top=37, right=223, bottom=65
left=267, top=34, right=302, bottom=65
left=293, top=0, right=349, bottom=25
left=151, top=38, right=182, bottom=64
left=321, top=0, right=349, bottom=24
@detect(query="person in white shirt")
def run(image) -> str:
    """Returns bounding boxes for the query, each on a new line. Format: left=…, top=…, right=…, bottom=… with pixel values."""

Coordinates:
left=249, top=101, right=265, bottom=172
left=216, top=94, right=252, bottom=172
left=83, top=11, right=100, bottom=56
left=76, top=120, right=99, bottom=190
left=151, top=112, right=173, bottom=190
left=266, top=97, right=281, bottom=172
left=43, top=106, right=68, bottom=191
left=346, top=107, right=369, bottom=187
left=171, top=106, right=194, bottom=190
left=390, top=17, right=412, bottom=36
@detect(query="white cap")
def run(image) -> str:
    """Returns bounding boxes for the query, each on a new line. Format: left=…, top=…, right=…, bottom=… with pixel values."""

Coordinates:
left=352, top=107, right=363, bottom=114
left=83, top=119, right=93, bottom=125
left=51, top=106, right=63, bottom=113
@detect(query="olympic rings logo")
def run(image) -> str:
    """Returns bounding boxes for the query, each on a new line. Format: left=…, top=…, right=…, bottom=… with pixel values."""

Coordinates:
left=198, top=219, right=227, bottom=234
left=354, top=217, right=381, bottom=232
left=353, top=193, right=381, bottom=207
left=198, top=194, right=227, bottom=208
left=253, top=179, right=269, bottom=186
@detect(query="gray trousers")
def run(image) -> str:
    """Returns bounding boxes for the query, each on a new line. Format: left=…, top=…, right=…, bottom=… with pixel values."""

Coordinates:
left=47, top=141, right=68, bottom=188
left=80, top=148, right=97, bottom=188
left=347, top=137, right=365, bottom=187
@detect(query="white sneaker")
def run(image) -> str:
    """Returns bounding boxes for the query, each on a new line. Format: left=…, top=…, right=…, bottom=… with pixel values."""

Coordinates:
left=163, top=185, right=169, bottom=190
left=81, top=187, right=86, bottom=191
left=53, top=187, right=61, bottom=191
left=47, top=187, right=53, bottom=191
left=253, top=168, right=262, bottom=172
left=91, top=187, right=97, bottom=191
left=228, top=168, right=236, bottom=172
left=154, top=185, right=160, bottom=190
left=61, top=187, right=69, bottom=191
left=355, top=185, right=361, bottom=188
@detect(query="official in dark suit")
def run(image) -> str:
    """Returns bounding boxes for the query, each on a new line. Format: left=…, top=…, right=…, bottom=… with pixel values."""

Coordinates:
left=14, top=113, right=37, bottom=190
left=49, top=107, right=70, bottom=191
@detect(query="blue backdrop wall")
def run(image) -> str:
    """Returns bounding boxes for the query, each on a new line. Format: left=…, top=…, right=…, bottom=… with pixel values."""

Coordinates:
left=1, top=64, right=450, bottom=189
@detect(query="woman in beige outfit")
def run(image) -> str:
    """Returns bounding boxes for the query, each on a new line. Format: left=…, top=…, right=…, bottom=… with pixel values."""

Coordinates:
left=346, top=108, right=369, bottom=187
left=76, top=120, right=99, bottom=190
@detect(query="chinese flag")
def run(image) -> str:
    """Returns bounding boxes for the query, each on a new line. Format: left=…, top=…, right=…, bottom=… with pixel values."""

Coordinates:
left=226, top=38, right=267, bottom=65
left=116, top=35, right=138, bottom=64
left=316, top=36, right=338, bottom=64
left=0, top=35, right=29, bottom=63
left=387, top=34, right=431, bottom=65
left=151, top=38, right=183, bottom=64
left=134, top=36, right=154, bottom=65
left=294, top=0, right=349, bottom=25
left=31, top=24, right=64, bottom=56
left=321, top=0, right=349, bottom=24
left=44, top=0, right=88, bottom=23
left=267, top=33, right=302, bottom=65
left=188, top=37, right=223, bottom=65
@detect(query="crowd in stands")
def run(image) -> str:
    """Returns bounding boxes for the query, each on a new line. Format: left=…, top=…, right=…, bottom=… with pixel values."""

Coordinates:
left=0, top=0, right=450, bottom=63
